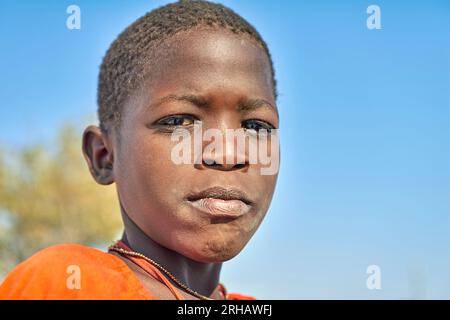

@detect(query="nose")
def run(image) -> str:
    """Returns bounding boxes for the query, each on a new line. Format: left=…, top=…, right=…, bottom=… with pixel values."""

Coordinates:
left=197, top=129, right=249, bottom=171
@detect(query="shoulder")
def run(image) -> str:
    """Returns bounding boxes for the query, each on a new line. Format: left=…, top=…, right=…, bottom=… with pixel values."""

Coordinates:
left=8, top=243, right=119, bottom=269
left=0, top=244, right=152, bottom=300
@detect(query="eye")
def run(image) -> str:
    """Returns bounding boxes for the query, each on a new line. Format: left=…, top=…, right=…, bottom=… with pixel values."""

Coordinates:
left=155, top=114, right=198, bottom=127
left=242, top=119, right=275, bottom=133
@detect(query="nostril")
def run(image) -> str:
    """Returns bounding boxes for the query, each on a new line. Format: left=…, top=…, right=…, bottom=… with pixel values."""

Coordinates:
left=202, top=158, right=247, bottom=170
left=203, top=159, right=218, bottom=166
left=233, top=163, right=246, bottom=170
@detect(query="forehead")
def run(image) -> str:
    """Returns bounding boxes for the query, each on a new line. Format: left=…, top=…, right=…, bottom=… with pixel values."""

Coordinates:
left=138, top=28, right=275, bottom=105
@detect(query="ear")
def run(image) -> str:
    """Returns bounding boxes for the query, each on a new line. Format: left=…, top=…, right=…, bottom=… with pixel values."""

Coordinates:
left=82, top=125, right=115, bottom=185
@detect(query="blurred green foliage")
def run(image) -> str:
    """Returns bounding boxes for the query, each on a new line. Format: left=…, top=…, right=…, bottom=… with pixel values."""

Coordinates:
left=0, top=123, right=122, bottom=276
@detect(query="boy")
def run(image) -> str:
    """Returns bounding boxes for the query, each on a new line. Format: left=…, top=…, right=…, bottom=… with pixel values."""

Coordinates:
left=0, top=0, right=279, bottom=299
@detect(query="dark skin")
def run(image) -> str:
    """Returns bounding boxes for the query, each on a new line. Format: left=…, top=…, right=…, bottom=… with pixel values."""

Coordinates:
left=82, top=28, right=279, bottom=299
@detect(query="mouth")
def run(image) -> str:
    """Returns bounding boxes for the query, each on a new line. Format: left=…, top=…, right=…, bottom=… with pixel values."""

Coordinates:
left=185, top=186, right=253, bottom=219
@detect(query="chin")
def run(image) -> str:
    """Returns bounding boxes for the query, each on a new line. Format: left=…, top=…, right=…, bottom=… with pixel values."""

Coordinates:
left=184, top=237, right=247, bottom=263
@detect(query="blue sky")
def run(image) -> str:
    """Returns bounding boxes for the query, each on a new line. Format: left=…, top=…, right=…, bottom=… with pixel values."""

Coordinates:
left=0, top=0, right=449, bottom=299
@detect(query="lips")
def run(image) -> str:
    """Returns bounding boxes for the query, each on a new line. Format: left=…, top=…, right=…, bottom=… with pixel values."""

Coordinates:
left=185, top=186, right=252, bottom=218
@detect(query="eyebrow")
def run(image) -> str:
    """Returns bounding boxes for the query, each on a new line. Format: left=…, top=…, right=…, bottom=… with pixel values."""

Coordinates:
left=237, top=97, right=279, bottom=118
left=147, top=94, right=278, bottom=118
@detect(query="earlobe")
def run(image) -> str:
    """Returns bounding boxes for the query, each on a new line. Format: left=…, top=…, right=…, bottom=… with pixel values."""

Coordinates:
left=82, top=125, right=115, bottom=185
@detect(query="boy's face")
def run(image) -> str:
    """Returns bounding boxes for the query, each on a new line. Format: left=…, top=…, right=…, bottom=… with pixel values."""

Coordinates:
left=111, top=29, right=278, bottom=263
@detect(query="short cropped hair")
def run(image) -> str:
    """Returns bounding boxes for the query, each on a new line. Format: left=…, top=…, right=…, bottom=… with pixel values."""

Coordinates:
left=98, top=0, right=277, bottom=130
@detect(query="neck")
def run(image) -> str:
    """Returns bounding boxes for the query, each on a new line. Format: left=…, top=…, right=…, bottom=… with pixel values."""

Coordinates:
left=120, top=207, right=222, bottom=297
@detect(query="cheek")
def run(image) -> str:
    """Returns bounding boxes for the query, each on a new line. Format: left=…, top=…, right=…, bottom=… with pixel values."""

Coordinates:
left=115, top=131, right=203, bottom=245
left=115, top=130, right=188, bottom=222
left=120, top=132, right=179, bottom=188
left=246, top=167, right=278, bottom=214
left=260, top=174, right=278, bottom=205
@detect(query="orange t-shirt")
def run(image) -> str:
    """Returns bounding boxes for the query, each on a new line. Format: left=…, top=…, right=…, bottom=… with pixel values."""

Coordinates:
left=0, top=244, right=255, bottom=300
